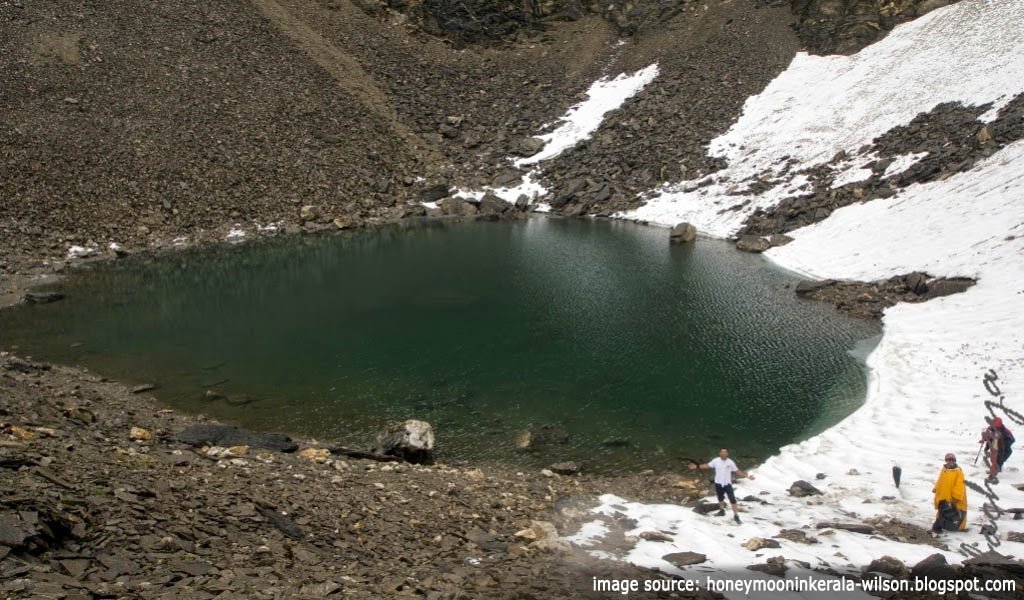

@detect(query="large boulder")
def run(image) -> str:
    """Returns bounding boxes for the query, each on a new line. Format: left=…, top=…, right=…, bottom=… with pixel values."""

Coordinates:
left=419, top=183, right=451, bottom=203
left=669, top=223, right=697, bottom=244
left=439, top=197, right=479, bottom=217
left=789, top=480, right=823, bottom=497
left=517, top=137, right=546, bottom=157
left=177, top=424, right=298, bottom=453
left=911, top=553, right=959, bottom=582
left=478, top=192, right=510, bottom=215
left=373, top=419, right=435, bottom=464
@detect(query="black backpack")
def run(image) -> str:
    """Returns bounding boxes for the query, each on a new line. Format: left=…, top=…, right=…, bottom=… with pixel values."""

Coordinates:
left=937, top=501, right=963, bottom=531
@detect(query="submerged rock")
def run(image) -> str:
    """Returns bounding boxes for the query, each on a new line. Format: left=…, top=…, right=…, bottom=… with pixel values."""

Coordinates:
left=177, top=424, right=298, bottom=453
left=548, top=461, right=579, bottom=476
left=373, top=419, right=435, bottom=464
left=24, top=291, right=65, bottom=304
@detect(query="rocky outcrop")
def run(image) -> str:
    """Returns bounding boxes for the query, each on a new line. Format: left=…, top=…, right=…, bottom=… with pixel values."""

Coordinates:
left=793, top=273, right=976, bottom=319
left=742, top=93, right=1024, bottom=238
left=791, top=0, right=961, bottom=55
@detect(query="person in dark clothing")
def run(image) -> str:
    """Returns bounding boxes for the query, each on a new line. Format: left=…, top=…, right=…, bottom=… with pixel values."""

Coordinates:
left=981, top=417, right=1015, bottom=483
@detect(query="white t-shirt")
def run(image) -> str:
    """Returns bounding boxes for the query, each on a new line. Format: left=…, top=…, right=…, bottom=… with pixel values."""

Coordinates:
left=708, top=457, right=738, bottom=486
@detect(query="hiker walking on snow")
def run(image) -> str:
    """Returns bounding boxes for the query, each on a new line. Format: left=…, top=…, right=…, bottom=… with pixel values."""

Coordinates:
left=932, top=452, right=967, bottom=532
left=980, top=417, right=1015, bottom=483
left=689, top=448, right=753, bottom=524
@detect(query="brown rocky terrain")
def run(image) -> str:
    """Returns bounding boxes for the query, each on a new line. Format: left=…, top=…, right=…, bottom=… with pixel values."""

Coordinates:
left=0, top=352, right=718, bottom=599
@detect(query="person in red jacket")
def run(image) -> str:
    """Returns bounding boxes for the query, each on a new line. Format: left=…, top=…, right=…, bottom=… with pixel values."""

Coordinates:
left=981, top=417, right=1015, bottom=483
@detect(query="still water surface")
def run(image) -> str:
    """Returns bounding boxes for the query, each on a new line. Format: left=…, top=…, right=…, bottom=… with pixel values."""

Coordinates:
left=1, top=218, right=879, bottom=471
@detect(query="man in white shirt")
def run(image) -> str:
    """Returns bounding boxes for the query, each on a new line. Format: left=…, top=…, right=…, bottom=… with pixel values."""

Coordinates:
left=689, top=448, right=753, bottom=523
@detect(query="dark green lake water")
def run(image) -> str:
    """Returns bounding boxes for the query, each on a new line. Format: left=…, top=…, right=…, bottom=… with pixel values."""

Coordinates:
left=1, top=218, right=879, bottom=472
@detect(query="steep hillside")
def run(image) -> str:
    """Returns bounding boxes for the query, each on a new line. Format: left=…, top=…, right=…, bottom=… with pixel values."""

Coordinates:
left=1, top=0, right=804, bottom=269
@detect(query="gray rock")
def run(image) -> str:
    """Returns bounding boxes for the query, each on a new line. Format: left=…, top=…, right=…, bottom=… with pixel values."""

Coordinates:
left=864, top=555, right=908, bottom=579
left=905, top=271, right=929, bottom=295
left=662, top=551, right=707, bottom=567
left=24, top=291, right=65, bottom=304
left=439, top=197, right=479, bottom=217
left=548, top=461, right=579, bottom=476
left=478, top=193, right=510, bottom=214
left=669, top=223, right=697, bottom=244
left=911, top=553, right=959, bottom=581
left=177, top=424, right=298, bottom=452
left=373, top=419, right=435, bottom=464
left=923, top=277, right=974, bottom=299
left=769, top=234, right=793, bottom=247
left=743, top=537, right=780, bottom=551
left=401, top=204, right=427, bottom=218
left=693, top=502, right=721, bottom=515
left=419, top=183, right=451, bottom=203
left=795, top=280, right=834, bottom=296
left=917, top=0, right=952, bottom=17
left=736, top=235, right=771, bottom=253
left=789, top=480, right=823, bottom=497
left=517, top=137, right=545, bottom=157
left=639, top=531, right=673, bottom=542
left=747, top=556, right=787, bottom=577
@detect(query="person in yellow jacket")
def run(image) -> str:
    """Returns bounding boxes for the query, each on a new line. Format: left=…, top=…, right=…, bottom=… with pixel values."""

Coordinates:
left=931, top=452, right=967, bottom=532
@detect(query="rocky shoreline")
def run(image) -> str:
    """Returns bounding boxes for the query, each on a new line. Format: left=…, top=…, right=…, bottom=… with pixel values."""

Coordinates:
left=1, top=352, right=723, bottom=599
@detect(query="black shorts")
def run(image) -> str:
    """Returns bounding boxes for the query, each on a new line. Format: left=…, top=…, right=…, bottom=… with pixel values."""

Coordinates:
left=715, top=483, right=736, bottom=504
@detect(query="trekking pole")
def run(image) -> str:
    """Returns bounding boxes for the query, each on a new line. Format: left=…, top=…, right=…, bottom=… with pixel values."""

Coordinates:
left=973, top=441, right=984, bottom=466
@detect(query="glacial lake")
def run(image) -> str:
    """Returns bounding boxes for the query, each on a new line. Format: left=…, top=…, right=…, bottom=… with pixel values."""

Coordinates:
left=1, top=218, right=880, bottom=472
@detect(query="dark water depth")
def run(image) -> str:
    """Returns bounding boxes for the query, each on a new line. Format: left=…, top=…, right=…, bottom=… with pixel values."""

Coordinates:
left=1, top=218, right=879, bottom=472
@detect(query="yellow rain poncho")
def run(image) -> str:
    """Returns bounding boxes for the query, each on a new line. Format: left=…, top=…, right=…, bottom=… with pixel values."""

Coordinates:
left=933, top=465, right=967, bottom=531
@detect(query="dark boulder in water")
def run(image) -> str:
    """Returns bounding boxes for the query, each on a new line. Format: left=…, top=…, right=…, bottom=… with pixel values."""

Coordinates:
left=25, top=291, right=65, bottom=304
left=177, top=424, right=298, bottom=453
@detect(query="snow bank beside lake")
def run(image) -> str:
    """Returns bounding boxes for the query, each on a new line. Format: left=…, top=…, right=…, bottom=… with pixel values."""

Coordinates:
left=572, top=0, right=1024, bottom=595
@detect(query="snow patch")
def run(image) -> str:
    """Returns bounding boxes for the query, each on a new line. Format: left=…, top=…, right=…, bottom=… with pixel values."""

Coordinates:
left=457, top=65, right=658, bottom=209
left=882, top=152, right=929, bottom=178
left=66, top=245, right=97, bottom=259
left=514, top=64, right=659, bottom=167
left=622, top=0, right=1024, bottom=236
